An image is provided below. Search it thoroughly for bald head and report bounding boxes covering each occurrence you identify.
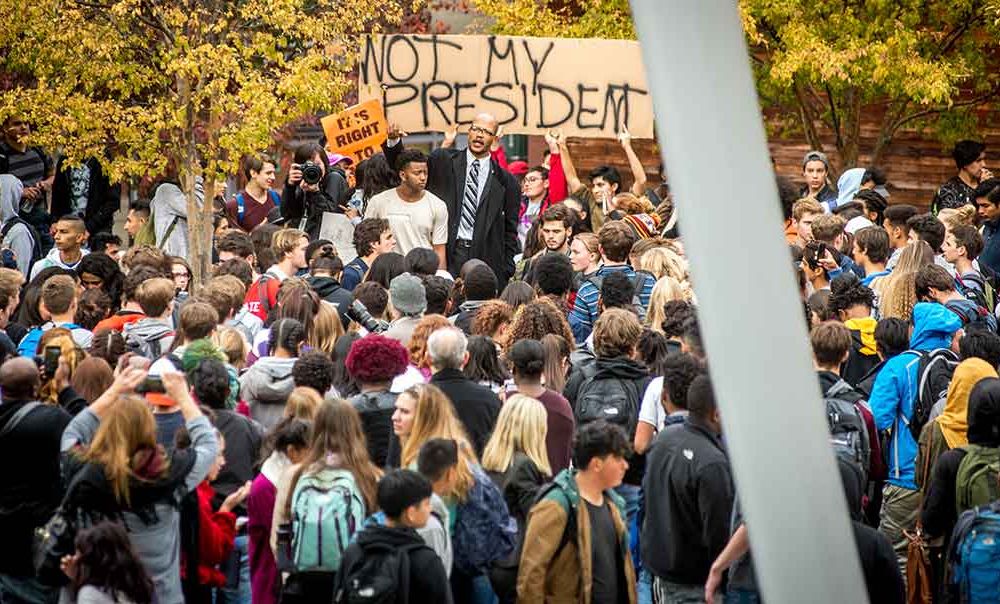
[427,327,468,371]
[0,357,40,402]
[468,112,499,159]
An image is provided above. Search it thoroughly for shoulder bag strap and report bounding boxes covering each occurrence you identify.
[236,193,245,223]
[157,215,181,248]
[0,401,41,439]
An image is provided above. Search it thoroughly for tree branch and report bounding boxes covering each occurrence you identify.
[890,89,1000,133]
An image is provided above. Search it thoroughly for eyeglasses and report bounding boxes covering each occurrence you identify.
[522,176,544,184]
[173,272,190,279]
[469,125,495,137]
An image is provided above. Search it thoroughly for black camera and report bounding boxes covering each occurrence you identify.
[346,299,388,334]
[301,161,323,186]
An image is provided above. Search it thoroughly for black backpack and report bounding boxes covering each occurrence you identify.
[573,363,642,436]
[334,541,427,604]
[903,348,959,442]
[824,379,871,484]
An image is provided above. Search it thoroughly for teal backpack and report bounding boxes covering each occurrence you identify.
[290,467,366,572]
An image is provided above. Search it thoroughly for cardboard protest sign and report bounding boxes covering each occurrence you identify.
[321,99,389,163]
[358,34,652,139]
[319,212,357,263]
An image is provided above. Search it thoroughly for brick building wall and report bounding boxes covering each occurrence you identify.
[525,114,1000,211]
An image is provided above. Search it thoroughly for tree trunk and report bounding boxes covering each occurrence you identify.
[177,74,210,288]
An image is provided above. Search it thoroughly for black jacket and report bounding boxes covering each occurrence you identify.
[429,368,500,458]
[0,398,72,575]
[210,409,263,512]
[385,143,520,285]
[336,524,452,604]
[279,169,348,240]
[641,418,734,585]
[306,275,353,328]
[51,157,120,235]
[350,390,397,468]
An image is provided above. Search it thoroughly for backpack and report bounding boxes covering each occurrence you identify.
[947,500,1000,603]
[583,269,651,310]
[902,348,959,442]
[946,298,997,334]
[0,217,42,272]
[333,540,427,604]
[125,331,175,360]
[452,464,517,575]
[959,272,998,315]
[133,208,180,248]
[573,363,642,436]
[290,467,366,572]
[487,480,577,601]
[955,444,1000,513]
[824,379,872,484]
[235,190,281,225]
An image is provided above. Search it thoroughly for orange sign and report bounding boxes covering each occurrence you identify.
[321,99,389,163]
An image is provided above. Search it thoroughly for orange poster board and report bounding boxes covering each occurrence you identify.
[321,99,389,163]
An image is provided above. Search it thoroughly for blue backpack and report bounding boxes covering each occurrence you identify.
[452,464,517,574]
[290,467,366,572]
[234,190,281,224]
[948,500,1000,603]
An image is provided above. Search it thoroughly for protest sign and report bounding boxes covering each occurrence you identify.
[319,212,358,263]
[358,34,652,139]
[321,99,389,163]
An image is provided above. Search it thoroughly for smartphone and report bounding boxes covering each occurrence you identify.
[136,376,165,394]
[817,242,827,259]
[43,346,61,379]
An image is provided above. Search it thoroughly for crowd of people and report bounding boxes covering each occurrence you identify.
[1,104,1000,604]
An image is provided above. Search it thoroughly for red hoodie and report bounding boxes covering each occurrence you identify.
[183,481,237,587]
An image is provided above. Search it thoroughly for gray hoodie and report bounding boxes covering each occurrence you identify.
[151,179,203,258]
[239,356,296,430]
[0,174,36,276]
[29,246,89,281]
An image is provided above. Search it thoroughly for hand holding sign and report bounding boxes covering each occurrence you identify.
[490,124,505,152]
[387,122,408,142]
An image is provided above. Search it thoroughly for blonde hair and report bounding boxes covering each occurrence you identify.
[877,241,933,321]
[938,206,977,232]
[639,247,689,283]
[271,228,307,259]
[80,395,167,505]
[481,394,551,477]
[646,277,688,333]
[284,386,323,421]
[399,383,476,500]
[212,326,249,370]
[613,193,654,215]
[309,302,344,357]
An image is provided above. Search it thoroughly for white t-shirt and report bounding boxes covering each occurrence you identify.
[639,376,665,429]
[366,188,449,255]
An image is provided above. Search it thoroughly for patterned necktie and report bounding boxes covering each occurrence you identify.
[460,158,481,236]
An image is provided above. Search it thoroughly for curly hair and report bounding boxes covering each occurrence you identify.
[827,273,875,317]
[346,334,409,384]
[471,300,513,339]
[660,352,704,410]
[500,299,575,355]
[353,218,391,258]
[660,300,695,338]
[407,314,452,367]
[292,350,336,394]
[75,288,112,331]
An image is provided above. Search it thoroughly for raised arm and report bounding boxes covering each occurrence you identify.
[559,138,583,193]
[619,127,647,196]
[545,131,567,203]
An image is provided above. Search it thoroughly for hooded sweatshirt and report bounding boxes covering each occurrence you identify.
[335,524,453,604]
[239,356,296,430]
[151,180,203,258]
[28,245,89,280]
[870,302,963,489]
[0,174,36,276]
[842,316,879,387]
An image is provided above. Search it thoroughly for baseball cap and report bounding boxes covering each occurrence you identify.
[802,151,829,170]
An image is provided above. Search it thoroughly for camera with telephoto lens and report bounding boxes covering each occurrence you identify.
[346,300,388,334]
[301,161,323,186]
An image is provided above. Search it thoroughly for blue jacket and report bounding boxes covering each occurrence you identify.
[981,218,1000,276]
[869,303,962,489]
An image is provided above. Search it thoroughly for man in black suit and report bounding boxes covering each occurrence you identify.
[385,112,521,286]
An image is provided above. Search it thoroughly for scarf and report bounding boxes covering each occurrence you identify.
[939,358,997,449]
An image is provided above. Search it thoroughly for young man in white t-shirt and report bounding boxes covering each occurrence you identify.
[365,149,448,272]
[633,352,703,454]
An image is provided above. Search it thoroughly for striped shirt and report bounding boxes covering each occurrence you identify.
[569,264,655,343]
[0,142,49,188]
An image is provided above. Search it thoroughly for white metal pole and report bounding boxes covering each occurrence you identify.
[627,2,870,602]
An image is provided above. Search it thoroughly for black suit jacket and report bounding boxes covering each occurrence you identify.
[429,367,501,458]
[385,143,520,283]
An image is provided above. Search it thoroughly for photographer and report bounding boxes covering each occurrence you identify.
[280,143,352,240]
